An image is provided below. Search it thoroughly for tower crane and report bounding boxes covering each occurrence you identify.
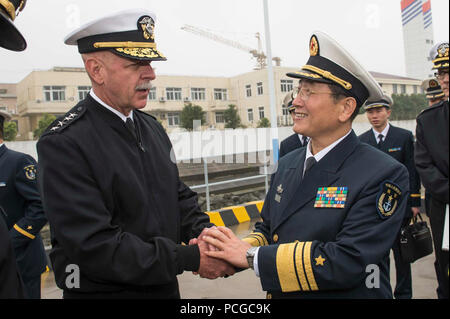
[181,24,281,70]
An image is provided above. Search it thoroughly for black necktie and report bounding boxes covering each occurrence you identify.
[125,118,137,140]
[303,157,317,177]
[302,136,309,147]
[377,134,384,149]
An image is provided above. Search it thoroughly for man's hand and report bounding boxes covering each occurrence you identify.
[202,227,251,269]
[190,227,235,279]
[411,207,421,218]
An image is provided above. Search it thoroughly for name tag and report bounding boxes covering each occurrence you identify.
[314,187,348,208]
[388,147,402,153]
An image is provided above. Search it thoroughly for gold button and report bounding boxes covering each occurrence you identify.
[273,234,279,243]
[267,293,272,299]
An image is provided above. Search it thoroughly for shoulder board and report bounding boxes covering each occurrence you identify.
[41,105,87,137]
[417,100,447,118]
[135,109,157,121]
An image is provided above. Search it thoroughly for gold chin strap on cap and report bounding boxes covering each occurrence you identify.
[93,42,157,49]
[0,0,16,20]
[302,65,353,90]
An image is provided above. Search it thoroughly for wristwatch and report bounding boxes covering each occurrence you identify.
[246,247,259,270]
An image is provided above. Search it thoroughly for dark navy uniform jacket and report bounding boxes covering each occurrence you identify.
[359,124,421,217]
[279,134,303,158]
[0,216,25,298]
[37,95,212,297]
[243,131,409,298]
[415,100,449,205]
[0,145,47,282]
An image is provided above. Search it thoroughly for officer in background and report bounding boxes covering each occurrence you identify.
[0,111,24,298]
[359,94,421,299]
[202,32,409,299]
[422,78,446,107]
[37,10,233,299]
[2,0,44,299]
[279,93,309,159]
[421,78,446,218]
[415,42,449,299]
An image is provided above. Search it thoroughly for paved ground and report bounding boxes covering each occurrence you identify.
[41,219,439,299]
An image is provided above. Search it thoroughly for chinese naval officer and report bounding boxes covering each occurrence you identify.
[202,31,410,299]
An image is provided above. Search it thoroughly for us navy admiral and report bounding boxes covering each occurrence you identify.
[37,10,233,299]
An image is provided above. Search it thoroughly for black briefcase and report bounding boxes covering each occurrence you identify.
[400,214,433,263]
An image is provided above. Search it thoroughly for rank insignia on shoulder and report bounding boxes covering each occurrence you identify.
[376,181,402,219]
[277,184,284,194]
[24,165,36,180]
[314,187,347,208]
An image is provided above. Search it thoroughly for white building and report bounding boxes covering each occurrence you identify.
[401,0,435,80]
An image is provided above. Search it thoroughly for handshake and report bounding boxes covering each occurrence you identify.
[189,226,253,279]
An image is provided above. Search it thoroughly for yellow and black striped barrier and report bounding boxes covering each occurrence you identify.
[206,201,264,227]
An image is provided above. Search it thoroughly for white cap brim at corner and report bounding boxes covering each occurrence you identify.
[64,9,157,45]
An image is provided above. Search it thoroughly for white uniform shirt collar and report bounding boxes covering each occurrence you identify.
[372,122,390,142]
[304,130,352,174]
[89,89,133,123]
[0,143,4,149]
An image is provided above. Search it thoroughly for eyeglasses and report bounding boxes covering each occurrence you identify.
[292,86,336,102]
[435,69,449,81]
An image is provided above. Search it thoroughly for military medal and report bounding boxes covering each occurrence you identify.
[314,187,348,208]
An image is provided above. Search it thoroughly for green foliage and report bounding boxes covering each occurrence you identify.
[224,104,241,129]
[34,114,57,139]
[180,103,206,131]
[3,121,18,141]
[390,94,428,121]
[258,117,271,128]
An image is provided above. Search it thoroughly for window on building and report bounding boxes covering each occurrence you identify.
[167,112,180,126]
[282,105,290,116]
[281,79,294,92]
[246,85,252,97]
[401,84,406,94]
[148,87,157,100]
[0,89,7,94]
[392,84,398,94]
[247,109,254,122]
[257,82,263,95]
[166,88,182,101]
[44,86,66,101]
[413,85,418,94]
[215,112,225,124]
[214,89,228,101]
[259,106,265,119]
[191,88,206,101]
[78,86,91,100]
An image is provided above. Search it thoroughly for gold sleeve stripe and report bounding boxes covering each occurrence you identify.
[410,194,421,198]
[242,237,261,247]
[303,242,319,291]
[13,224,35,240]
[294,241,310,291]
[276,242,300,292]
[243,232,268,247]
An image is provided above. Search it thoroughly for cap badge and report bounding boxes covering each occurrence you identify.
[430,79,438,88]
[310,35,319,57]
[437,43,449,58]
[138,16,155,40]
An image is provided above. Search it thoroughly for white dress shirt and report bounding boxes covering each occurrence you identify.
[371,123,390,144]
[89,89,133,122]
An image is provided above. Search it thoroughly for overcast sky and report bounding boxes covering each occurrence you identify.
[1,0,449,83]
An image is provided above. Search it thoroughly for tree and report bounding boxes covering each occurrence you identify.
[224,104,241,129]
[258,117,270,128]
[34,114,56,139]
[390,94,427,121]
[3,121,18,141]
[180,103,206,131]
